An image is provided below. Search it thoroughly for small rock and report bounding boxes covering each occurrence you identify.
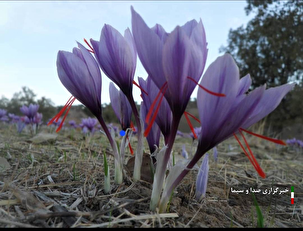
[0,156,11,172]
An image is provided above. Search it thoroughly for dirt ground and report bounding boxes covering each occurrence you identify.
[0,123,302,228]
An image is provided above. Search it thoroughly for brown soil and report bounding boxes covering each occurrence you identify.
[0,123,302,228]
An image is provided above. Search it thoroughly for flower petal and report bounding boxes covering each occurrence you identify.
[162,26,191,107]
[151,23,168,43]
[109,82,122,124]
[124,28,137,74]
[77,42,102,99]
[237,74,252,96]
[242,83,296,129]
[91,24,135,93]
[181,19,198,38]
[140,102,161,154]
[131,6,166,91]
[57,51,101,116]
[195,153,209,200]
[198,54,240,142]
[215,85,265,144]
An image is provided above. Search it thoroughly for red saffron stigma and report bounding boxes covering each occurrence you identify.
[133,80,148,96]
[126,135,134,155]
[48,96,73,125]
[187,76,225,97]
[234,132,266,178]
[84,38,94,53]
[130,121,136,132]
[145,82,168,124]
[240,128,286,145]
[48,96,76,133]
[184,112,197,139]
[144,84,168,137]
[128,142,134,155]
[184,111,201,124]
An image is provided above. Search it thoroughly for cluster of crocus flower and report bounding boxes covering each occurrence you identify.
[19,104,43,134]
[79,117,98,135]
[48,6,295,212]
[286,138,303,149]
[68,120,78,129]
[0,109,9,122]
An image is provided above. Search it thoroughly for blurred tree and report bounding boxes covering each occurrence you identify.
[220,0,303,131]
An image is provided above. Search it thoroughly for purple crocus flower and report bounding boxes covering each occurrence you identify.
[54,40,124,183]
[52,41,102,130]
[16,119,26,134]
[194,54,294,170]
[138,76,172,144]
[8,113,20,123]
[80,117,98,134]
[20,104,39,120]
[68,120,78,129]
[131,6,208,115]
[33,112,43,125]
[131,7,225,209]
[0,109,7,118]
[158,53,295,212]
[176,130,184,137]
[0,115,9,122]
[107,123,119,136]
[286,138,303,148]
[195,153,209,201]
[189,127,202,140]
[140,102,160,155]
[23,116,31,125]
[91,25,137,97]
[286,138,297,145]
[91,23,144,181]
[109,82,132,131]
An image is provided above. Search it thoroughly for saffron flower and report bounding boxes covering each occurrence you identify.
[109,82,132,131]
[0,109,8,122]
[91,25,137,97]
[195,153,209,201]
[20,104,39,121]
[52,41,122,183]
[8,113,20,123]
[176,130,184,137]
[80,117,98,134]
[131,6,208,115]
[158,53,295,212]
[189,127,202,140]
[91,24,144,181]
[138,76,172,144]
[33,113,43,125]
[55,42,102,122]
[16,117,26,134]
[0,109,6,118]
[68,120,78,129]
[140,102,161,155]
[131,6,222,210]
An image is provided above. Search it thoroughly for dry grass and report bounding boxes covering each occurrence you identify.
[0,122,302,228]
